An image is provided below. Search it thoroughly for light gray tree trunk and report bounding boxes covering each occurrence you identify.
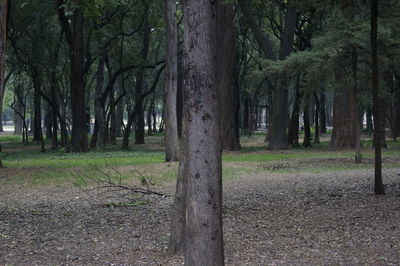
[164,0,180,162]
[182,0,224,264]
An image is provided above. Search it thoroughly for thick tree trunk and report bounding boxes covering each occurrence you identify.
[268,1,296,150]
[164,0,180,161]
[182,0,224,264]
[70,9,87,152]
[330,69,358,148]
[371,0,384,195]
[217,1,241,151]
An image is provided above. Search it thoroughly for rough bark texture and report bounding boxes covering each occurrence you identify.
[182,0,224,264]
[0,0,7,132]
[164,0,180,162]
[268,1,297,150]
[330,69,358,148]
[371,0,385,195]
[216,1,241,151]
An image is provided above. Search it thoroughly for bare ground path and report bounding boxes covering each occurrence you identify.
[1,167,400,265]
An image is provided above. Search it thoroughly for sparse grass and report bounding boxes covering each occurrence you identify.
[1,132,399,187]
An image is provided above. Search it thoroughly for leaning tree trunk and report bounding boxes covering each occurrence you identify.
[371,0,384,195]
[164,0,180,161]
[181,0,224,264]
[216,1,241,151]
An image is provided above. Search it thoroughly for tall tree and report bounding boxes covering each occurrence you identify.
[57,0,88,152]
[268,0,297,150]
[217,1,241,151]
[371,0,385,195]
[164,0,180,161]
[0,0,7,132]
[182,0,224,264]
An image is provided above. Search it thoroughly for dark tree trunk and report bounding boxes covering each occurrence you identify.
[115,85,124,138]
[134,4,150,145]
[371,0,384,195]
[303,94,311,148]
[94,56,106,149]
[314,92,320,144]
[288,77,302,147]
[217,1,241,151]
[164,0,180,161]
[182,0,224,264]
[242,94,253,135]
[393,75,400,139]
[57,1,88,152]
[0,0,7,133]
[109,86,116,145]
[352,47,362,163]
[330,68,358,148]
[320,87,327,134]
[32,82,43,144]
[366,107,373,135]
[268,1,297,150]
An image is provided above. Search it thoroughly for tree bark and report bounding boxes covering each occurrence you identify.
[288,77,302,146]
[393,75,400,139]
[57,1,88,152]
[303,94,311,148]
[217,1,241,151]
[0,0,7,133]
[371,0,384,195]
[320,87,327,134]
[182,0,224,264]
[268,1,297,150]
[164,0,180,161]
[94,56,107,149]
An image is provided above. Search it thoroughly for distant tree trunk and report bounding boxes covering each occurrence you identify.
[314,92,320,144]
[115,85,124,138]
[352,47,362,163]
[303,94,311,147]
[0,0,7,133]
[217,1,241,151]
[182,0,224,264]
[268,1,296,150]
[393,75,400,140]
[371,0,384,195]
[242,94,253,135]
[320,87,327,134]
[94,56,106,149]
[288,77,301,147]
[121,106,135,150]
[109,86,117,145]
[164,0,180,161]
[146,99,153,136]
[366,107,373,135]
[32,81,43,144]
[57,1,88,152]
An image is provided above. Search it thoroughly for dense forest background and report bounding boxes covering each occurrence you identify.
[0,0,399,155]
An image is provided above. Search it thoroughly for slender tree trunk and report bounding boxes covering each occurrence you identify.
[164,0,180,161]
[182,0,224,264]
[352,47,362,163]
[303,94,311,147]
[115,85,124,138]
[0,0,7,133]
[371,0,384,195]
[393,75,400,140]
[320,87,327,134]
[314,92,320,144]
[217,1,241,151]
[93,56,106,149]
[288,77,301,146]
[32,81,43,144]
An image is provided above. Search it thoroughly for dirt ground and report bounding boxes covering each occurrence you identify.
[1,165,400,265]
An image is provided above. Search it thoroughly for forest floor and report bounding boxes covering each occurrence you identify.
[1,134,400,264]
